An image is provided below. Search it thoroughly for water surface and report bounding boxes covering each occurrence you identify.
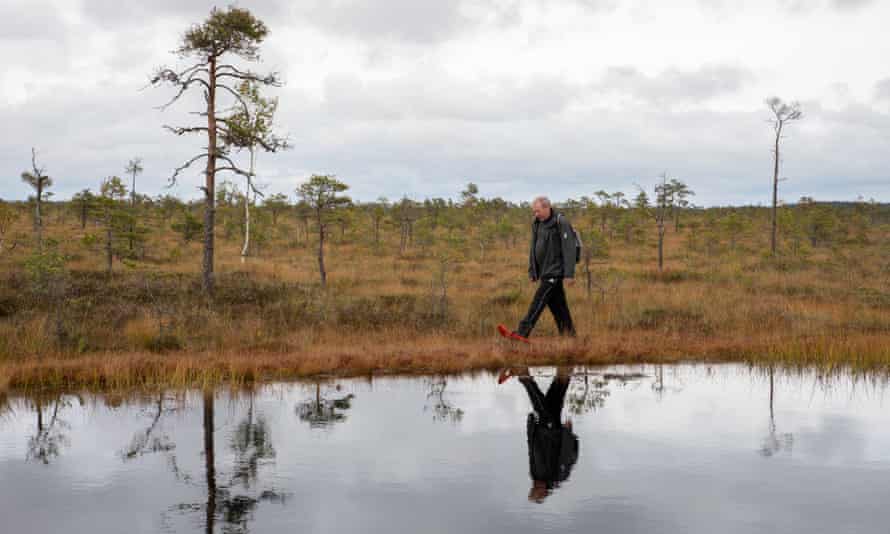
[1,364,888,533]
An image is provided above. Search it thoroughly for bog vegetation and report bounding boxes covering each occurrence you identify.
[0,176,888,390]
[1,6,888,391]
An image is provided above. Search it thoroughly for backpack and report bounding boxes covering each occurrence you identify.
[557,213,582,264]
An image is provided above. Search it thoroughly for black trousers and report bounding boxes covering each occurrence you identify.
[517,278,575,338]
[520,376,569,425]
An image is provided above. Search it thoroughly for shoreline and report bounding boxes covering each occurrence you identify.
[2,332,887,394]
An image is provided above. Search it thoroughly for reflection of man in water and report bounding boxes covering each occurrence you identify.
[499,367,579,503]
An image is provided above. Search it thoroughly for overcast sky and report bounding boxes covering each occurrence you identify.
[2,0,888,206]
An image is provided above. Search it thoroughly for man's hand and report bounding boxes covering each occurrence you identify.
[529,276,537,283]
[565,278,575,287]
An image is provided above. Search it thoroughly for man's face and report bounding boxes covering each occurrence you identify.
[532,201,551,221]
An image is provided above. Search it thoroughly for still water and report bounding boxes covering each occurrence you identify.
[1,364,889,533]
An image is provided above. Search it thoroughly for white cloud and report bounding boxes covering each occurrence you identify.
[597,64,754,107]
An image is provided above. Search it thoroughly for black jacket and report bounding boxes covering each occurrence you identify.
[527,414,579,487]
[528,212,577,281]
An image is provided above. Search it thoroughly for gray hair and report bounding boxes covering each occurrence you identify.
[532,196,551,208]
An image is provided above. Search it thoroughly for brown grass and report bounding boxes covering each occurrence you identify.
[3,328,888,393]
[1,201,889,393]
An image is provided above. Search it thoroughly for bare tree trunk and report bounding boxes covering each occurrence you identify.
[202,55,218,296]
[106,215,113,275]
[36,399,43,434]
[657,223,665,272]
[35,182,43,251]
[399,221,407,255]
[771,123,782,256]
[317,215,327,287]
[203,390,216,534]
[241,147,255,262]
[768,365,774,422]
[129,171,136,252]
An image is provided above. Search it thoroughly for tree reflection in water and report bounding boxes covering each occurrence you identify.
[566,374,609,415]
[760,365,793,458]
[118,388,285,533]
[231,392,275,489]
[424,376,464,423]
[296,382,355,428]
[200,389,287,534]
[121,391,179,460]
[651,365,684,400]
[27,395,71,465]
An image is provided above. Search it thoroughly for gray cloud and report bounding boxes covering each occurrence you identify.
[830,0,874,10]
[778,0,821,13]
[296,0,618,45]
[875,78,890,102]
[598,64,754,106]
[732,0,874,15]
[78,0,290,29]
[3,70,889,208]
[322,72,581,122]
[296,0,502,44]
[0,1,65,41]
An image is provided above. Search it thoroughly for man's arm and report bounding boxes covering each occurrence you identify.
[558,215,576,280]
[528,221,537,281]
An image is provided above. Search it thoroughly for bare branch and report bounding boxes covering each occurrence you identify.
[216,166,252,178]
[151,68,212,110]
[247,180,265,198]
[216,64,250,76]
[216,83,250,114]
[163,125,209,136]
[31,147,46,177]
[170,153,209,186]
[182,73,211,92]
[156,82,189,110]
[217,72,281,87]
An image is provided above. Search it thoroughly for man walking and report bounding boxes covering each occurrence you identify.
[499,196,577,342]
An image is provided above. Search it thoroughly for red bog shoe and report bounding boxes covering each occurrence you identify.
[497,324,530,344]
[509,331,530,344]
[497,368,514,384]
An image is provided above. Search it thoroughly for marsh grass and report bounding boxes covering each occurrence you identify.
[1,202,889,393]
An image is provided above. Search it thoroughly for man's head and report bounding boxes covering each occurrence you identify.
[532,196,552,221]
[528,480,551,503]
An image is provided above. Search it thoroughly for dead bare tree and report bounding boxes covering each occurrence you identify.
[125,158,143,252]
[636,173,674,273]
[20,147,53,250]
[766,97,803,256]
[395,197,418,255]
